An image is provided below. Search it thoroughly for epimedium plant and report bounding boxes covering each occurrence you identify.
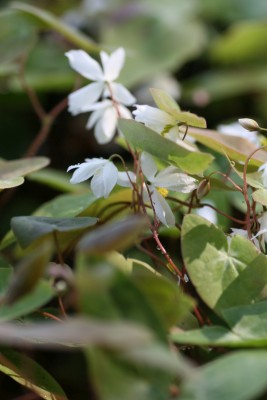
[2,2,267,400]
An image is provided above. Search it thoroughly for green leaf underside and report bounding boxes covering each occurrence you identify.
[187,127,267,166]
[181,214,267,314]
[0,157,50,180]
[0,349,68,400]
[11,216,98,248]
[118,119,213,174]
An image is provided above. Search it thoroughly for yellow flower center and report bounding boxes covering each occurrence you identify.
[157,187,169,197]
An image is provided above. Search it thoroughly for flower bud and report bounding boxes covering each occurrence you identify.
[238,118,260,132]
[196,178,210,199]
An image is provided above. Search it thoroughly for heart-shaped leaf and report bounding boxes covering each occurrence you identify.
[181,214,267,315]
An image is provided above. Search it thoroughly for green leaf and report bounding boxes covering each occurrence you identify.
[150,88,181,113]
[11,216,98,248]
[102,2,207,87]
[210,22,267,64]
[0,280,54,321]
[33,193,97,218]
[132,269,195,329]
[171,325,242,347]
[0,177,24,189]
[150,88,206,128]
[76,215,147,254]
[222,302,267,343]
[0,157,50,190]
[28,167,88,193]
[179,350,267,400]
[187,127,267,166]
[4,241,53,305]
[118,119,213,174]
[252,188,267,206]
[181,214,267,314]
[0,349,68,400]
[0,10,37,65]
[234,163,264,189]
[12,2,100,53]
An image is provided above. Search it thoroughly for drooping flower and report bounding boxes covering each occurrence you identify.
[65,48,136,115]
[217,122,260,146]
[229,228,260,250]
[67,158,135,198]
[141,152,198,226]
[133,105,195,147]
[85,100,132,144]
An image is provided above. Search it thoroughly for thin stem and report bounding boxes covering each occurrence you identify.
[208,171,243,192]
[40,311,63,323]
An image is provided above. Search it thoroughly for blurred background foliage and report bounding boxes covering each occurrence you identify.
[1,0,267,235]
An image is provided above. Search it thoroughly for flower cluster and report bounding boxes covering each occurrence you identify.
[66,48,136,143]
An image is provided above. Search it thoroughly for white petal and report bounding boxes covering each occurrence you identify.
[140,152,157,181]
[133,105,174,133]
[195,206,217,224]
[95,107,118,144]
[65,50,103,81]
[117,104,132,119]
[217,122,260,146]
[154,169,197,193]
[91,161,118,198]
[68,159,107,184]
[101,48,125,82]
[86,108,104,129]
[109,83,136,105]
[150,185,175,226]
[117,171,136,187]
[68,82,104,115]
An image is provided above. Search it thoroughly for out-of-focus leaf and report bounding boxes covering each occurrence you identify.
[210,22,267,64]
[0,318,152,349]
[76,215,146,254]
[0,349,68,400]
[179,351,267,400]
[187,126,267,166]
[4,240,53,304]
[11,216,98,248]
[28,167,88,193]
[201,0,267,23]
[0,177,24,189]
[12,2,100,53]
[0,157,50,190]
[132,269,194,329]
[118,119,213,174]
[252,188,267,206]
[0,280,54,321]
[0,10,37,65]
[184,67,267,103]
[102,1,207,87]
[181,214,267,315]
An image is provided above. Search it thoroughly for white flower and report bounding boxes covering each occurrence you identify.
[195,203,218,224]
[133,105,195,147]
[85,100,132,144]
[258,162,267,188]
[67,158,135,198]
[65,48,136,115]
[217,122,260,146]
[141,152,197,226]
[254,212,267,244]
